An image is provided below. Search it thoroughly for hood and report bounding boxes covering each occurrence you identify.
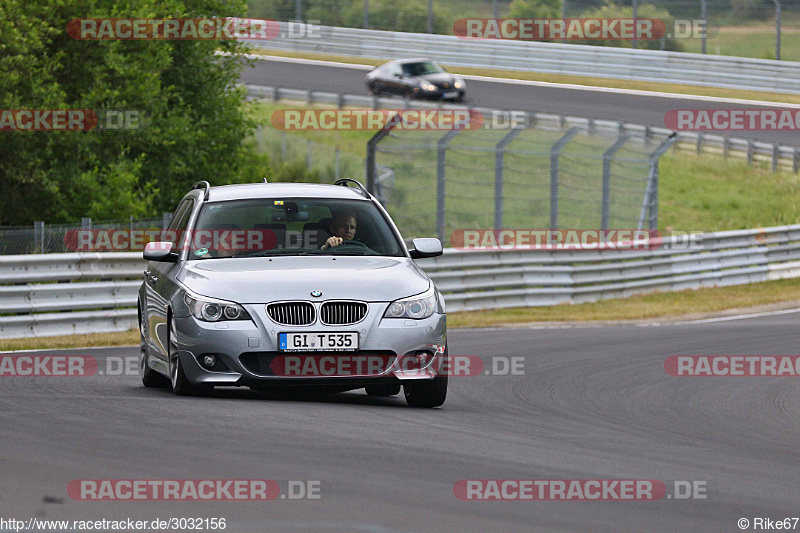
[177,256,430,303]
[415,72,457,88]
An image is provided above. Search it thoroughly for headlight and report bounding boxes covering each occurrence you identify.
[422,82,436,91]
[383,286,437,320]
[184,293,251,322]
[454,77,465,89]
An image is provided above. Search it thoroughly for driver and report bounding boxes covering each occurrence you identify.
[321,211,357,250]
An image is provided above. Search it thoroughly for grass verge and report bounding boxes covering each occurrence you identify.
[245,48,800,105]
[0,329,138,352]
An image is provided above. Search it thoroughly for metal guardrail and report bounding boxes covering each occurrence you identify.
[246,23,800,95]
[3,225,800,338]
[246,84,800,173]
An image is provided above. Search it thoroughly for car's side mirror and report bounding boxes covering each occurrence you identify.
[393,73,403,78]
[409,238,443,259]
[143,241,178,262]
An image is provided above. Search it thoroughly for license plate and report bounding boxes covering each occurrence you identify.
[279,332,359,352]
[443,91,458,98]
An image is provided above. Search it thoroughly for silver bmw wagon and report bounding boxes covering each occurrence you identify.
[138,179,448,407]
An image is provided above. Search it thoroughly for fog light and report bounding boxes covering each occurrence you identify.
[202,355,217,369]
[416,351,430,365]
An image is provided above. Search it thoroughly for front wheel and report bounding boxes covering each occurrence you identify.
[140,306,169,388]
[168,317,212,396]
[404,375,447,408]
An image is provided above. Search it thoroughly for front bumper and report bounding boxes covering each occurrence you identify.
[172,302,446,388]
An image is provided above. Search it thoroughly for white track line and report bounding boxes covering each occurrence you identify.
[245,53,800,108]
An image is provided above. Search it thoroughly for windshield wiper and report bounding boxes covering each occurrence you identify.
[238,250,324,258]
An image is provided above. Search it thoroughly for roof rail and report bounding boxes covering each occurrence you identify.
[334,179,370,199]
[191,181,210,201]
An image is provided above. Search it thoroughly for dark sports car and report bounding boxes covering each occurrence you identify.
[365,58,466,102]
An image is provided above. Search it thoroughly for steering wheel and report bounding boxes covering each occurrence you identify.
[340,239,369,248]
[323,239,375,254]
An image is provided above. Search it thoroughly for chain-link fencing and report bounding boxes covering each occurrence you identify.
[367,118,676,242]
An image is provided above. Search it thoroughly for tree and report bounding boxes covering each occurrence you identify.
[0,0,257,224]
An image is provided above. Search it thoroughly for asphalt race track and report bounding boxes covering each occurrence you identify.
[240,56,800,146]
[2,313,799,532]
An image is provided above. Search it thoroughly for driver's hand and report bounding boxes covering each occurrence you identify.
[322,236,343,250]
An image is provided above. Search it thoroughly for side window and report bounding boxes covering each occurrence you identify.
[167,199,194,250]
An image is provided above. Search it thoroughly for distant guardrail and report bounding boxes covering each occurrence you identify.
[245,23,800,95]
[246,84,800,173]
[3,226,800,339]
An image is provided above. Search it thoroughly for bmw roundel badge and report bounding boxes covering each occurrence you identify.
[311,290,322,297]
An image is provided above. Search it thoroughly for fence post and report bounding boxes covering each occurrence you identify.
[255,125,263,148]
[81,217,91,230]
[335,148,341,180]
[640,133,678,230]
[701,0,707,54]
[34,221,44,254]
[723,135,729,159]
[162,212,171,229]
[437,129,463,243]
[365,117,398,194]
[794,148,799,173]
[774,0,782,60]
[632,0,638,49]
[281,132,287,160]
[747,140,754,164]
[550,127,580,230]
[307,140,313,171]
[696,132,703,155]
[772,144,780,172]
[494,127,524,230]
[602,135,630,231]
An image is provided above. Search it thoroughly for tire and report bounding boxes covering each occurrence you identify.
[365,383,401,397]
[168,316,212,397]
[140,305,169,388]
[404,375,447,408]
[403,88,414,100]
[403,346,448,407]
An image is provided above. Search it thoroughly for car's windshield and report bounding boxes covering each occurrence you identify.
[401,61,444,77]
[187,198,404,259]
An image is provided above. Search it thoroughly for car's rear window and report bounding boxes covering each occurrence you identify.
[187,198,404,259]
